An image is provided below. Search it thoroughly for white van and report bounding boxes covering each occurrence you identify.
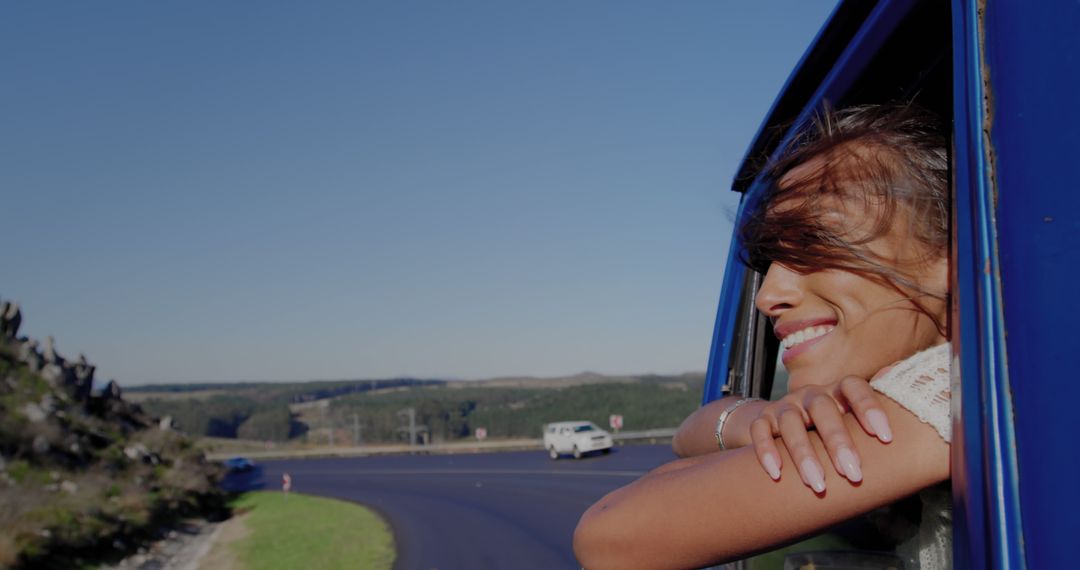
[543,421,613,460]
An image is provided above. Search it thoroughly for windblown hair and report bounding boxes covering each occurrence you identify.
[740,102,949,331]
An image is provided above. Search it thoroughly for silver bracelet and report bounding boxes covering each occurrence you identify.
[715,397,761,451]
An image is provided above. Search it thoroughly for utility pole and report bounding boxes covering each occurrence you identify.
[321,401,334,446]
[397,407,417,447]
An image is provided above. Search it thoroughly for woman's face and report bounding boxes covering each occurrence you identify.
[755,156,948,390]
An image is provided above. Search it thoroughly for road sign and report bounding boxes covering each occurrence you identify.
[609,414,623,430]
[475,427,488,441]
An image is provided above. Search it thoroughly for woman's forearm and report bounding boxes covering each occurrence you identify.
[672,397,769,457]
[577,398,950,570]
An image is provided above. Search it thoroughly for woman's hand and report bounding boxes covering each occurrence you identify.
[749,370,895,493]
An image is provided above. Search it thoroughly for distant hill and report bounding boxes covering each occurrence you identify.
[124,370,703,396]
[129,371,705,446]
[464,371,705,389]
[125,377,446,403]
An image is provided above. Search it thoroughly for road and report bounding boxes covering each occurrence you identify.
[222,444,676,570]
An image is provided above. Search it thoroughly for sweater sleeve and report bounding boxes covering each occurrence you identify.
[869,343,952,443]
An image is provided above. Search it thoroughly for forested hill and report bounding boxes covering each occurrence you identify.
[127,376,444,402]
[129,372,705,445]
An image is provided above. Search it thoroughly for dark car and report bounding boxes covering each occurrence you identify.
[223,456,255,472]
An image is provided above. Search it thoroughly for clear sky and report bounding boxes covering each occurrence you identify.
[2,1,837,385]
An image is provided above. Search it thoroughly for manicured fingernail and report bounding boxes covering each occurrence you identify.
[867,409,893,442]
[800,458,826,493]
[762,453,781,480]
[837,447,862,483]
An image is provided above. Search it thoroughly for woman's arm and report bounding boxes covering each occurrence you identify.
[674,374,895,487]
[671,396,769,457]
[574,397,949,570]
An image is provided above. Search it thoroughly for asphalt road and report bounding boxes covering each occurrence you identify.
[222,444,677,570]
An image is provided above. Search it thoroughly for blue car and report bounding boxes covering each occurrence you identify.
[223,456,256,473]
[704,1,1079,567]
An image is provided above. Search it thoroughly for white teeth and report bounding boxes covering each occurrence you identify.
[781,325,834,349]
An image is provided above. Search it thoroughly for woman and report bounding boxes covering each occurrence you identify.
[573,103,952,569]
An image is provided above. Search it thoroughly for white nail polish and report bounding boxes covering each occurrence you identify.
[837,447,862,482]
[762,453,781,480]
[800,458,826,493]
[867,409,893,442]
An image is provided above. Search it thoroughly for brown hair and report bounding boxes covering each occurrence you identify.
[740,102,949,331]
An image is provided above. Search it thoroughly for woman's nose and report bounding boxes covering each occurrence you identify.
[755,263,803,316]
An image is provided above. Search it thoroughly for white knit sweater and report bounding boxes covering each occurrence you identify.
[870,342,952,570]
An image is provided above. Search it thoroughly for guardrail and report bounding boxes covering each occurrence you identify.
[612,428,677,442]
[205,427,677,461]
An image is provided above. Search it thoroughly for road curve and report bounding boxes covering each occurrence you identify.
[223,444,676,570]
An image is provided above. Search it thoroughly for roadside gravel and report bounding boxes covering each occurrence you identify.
[98,518,230,570]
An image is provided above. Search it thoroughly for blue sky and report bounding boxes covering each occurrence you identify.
[2,1,837,385]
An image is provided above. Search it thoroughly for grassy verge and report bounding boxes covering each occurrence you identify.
[227,492,395,570]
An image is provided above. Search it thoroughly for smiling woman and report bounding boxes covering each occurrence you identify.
[572,0,1080,566]
[744,103,949,389]
[572,103,953,569]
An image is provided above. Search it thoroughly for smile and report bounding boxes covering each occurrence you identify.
[781,325,835,350]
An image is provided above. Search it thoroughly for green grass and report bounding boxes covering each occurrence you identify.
[229,492,395,570]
